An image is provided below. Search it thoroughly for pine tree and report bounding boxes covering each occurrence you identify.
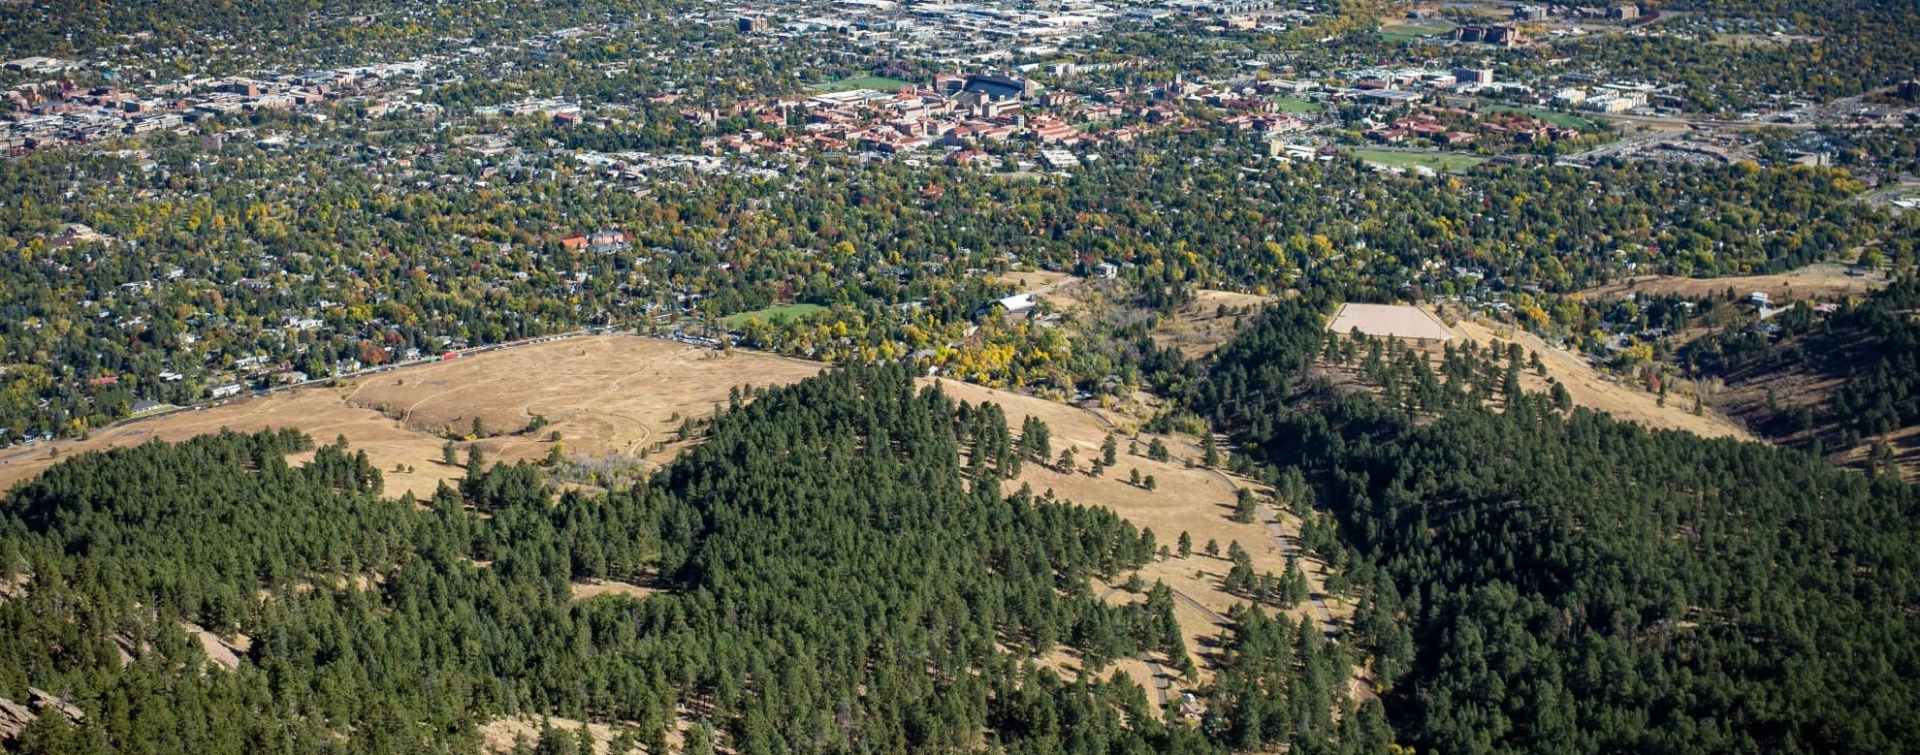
[1231,489,1258,523]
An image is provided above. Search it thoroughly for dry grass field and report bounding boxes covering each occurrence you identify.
[569,579,656,601]
[4,329,1368,719]
[479,714,681,755]
[1574,263,1886,303]
[345,336,822,467]
[1327,303,1454,342]
[1154,290,1275,358]
[923,378,1360,703]
[0,336,822,499]
[0,388,462,499]
[1443,314,1756,441]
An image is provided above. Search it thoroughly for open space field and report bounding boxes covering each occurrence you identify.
[1350,148,1487,173]
[1573,263,1887,303]
[0,388,463,500]
[1484,103,1601,130]
[1154,289,1276,357]
[1439,311,1756,441]
[0,336,823,499]
[721,302,827,328]
[923,378,1358,700]
[808,75,913,93]
[570,578,657,602]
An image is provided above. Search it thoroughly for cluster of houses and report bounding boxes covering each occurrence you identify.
[692,71,1182,158]
[698,73,1104,156]
[1368,107,1582,146]
[2,60,441,156]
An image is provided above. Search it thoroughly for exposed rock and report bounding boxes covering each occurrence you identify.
[27,687,82,722]
[0,697,35,740]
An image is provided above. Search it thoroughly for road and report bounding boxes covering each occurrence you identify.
[1098,585,1175,709]
[1194,441,1342,636]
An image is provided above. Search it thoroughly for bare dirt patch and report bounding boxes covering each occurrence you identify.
[1327,303,1454,342]
[570,579,656,601]
[1574,264,1886,303]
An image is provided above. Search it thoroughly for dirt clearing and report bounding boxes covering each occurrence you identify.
[570,579,656,601]
[1327,303,1454,342]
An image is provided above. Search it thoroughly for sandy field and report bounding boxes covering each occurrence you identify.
[1574,263,1886,303]
[0,336,823,500]
[1328,303,1455,342]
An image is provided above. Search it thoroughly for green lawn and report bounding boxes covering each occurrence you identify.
[1483,104,1602,131]
[809,75,915,93]
[1350,149,1488,173]
[1273,96,1322,114]
[723,303,828,329]
[1376,22,1454,42]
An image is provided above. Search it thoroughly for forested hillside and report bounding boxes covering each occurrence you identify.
[0,364,1394,754]
[6,306,1915,755]
[1188,302,1920,755]
[1683,278,1920,473]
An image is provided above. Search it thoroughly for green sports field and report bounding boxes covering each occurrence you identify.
[809,75,915,93]
[1350,149,1487,173]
